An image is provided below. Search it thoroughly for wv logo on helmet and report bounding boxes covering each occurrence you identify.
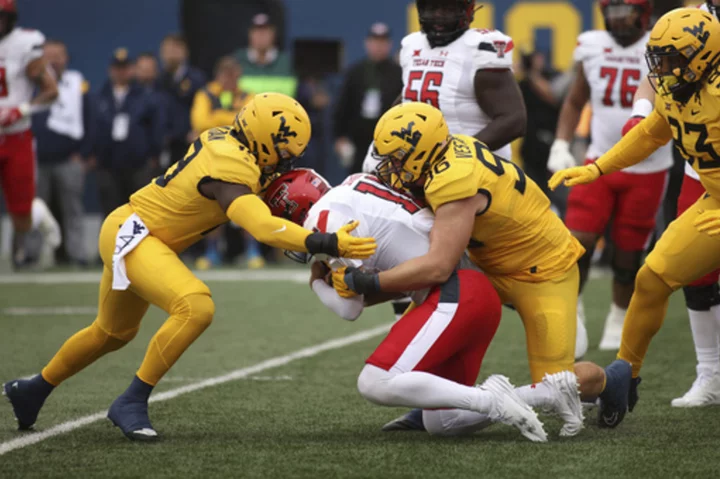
[683,22,709,42]
[390,121,423,146]
[272,116,298,145]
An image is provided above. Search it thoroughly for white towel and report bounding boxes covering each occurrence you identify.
[112,213,149,291]
[47,70,85,141]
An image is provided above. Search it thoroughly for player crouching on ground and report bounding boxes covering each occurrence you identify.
[550,8,720,427]
[265,169,549,442]
[3,93,376,441]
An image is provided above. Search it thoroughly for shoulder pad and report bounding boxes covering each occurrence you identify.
[574,30,612,63]
[467,29,514,70]
[401,32,426,50]
[424,140,479,211]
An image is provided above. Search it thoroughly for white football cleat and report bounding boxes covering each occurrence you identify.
[598,305,626,351]
[479,375,547,443]
[542,371,584,437]
[671,372,720,408]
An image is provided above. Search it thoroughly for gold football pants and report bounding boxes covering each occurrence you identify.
[42,205,214,387]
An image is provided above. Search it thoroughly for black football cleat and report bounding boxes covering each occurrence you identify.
[597,359,632,428]
[3,376,54,430]
[107,394,159,442]
[381,408,426,432]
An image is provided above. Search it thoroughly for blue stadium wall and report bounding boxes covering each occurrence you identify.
[21,0,602,89]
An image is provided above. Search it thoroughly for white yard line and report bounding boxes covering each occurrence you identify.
[0,323,391,457]
[3,307,98,316]
[0,269,308,285]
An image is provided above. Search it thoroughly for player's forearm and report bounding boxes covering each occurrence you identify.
[377,254,453,293]
[555,96,584,142]
[596,110,672,175]
[474,110,526,152]
[227,195,311,252]
[31,70,58,106]
[312,279,364,321]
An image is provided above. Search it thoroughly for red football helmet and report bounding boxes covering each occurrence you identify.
[600,0,652,47]
[0,0,17,38]
[264,168,331,226]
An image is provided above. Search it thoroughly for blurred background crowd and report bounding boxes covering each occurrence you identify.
[0,0,691,270]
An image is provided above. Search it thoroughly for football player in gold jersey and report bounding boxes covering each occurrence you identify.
[330,101,620,435]
[549,8,720,427]
[2,93,376,441]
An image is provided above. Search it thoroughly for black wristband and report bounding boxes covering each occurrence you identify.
[593,162,604,176]
[345,267,381,295]
[305,232,339,257]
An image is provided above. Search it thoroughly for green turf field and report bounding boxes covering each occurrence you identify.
[1,272,718,478]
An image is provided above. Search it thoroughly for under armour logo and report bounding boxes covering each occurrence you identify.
[272,116,298,146]
[683,22,709,42]
[132,221,146,236]
[390,121,422,147]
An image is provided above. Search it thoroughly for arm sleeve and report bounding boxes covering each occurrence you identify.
[191,91,237,132]
[311,279,364,321]
[226,194,312,252]
[595,109,673,175]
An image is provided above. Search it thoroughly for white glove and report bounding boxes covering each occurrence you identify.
[547,139,577,173]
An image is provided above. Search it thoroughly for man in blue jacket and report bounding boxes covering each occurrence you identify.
[95,48,165,216]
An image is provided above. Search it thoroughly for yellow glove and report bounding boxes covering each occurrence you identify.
[548,163,603,191]
[331,266,359,298]
[694,209,720,237]
[335,221,376,259]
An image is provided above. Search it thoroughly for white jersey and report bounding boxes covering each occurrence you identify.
[576,30,672,174]
[399,29,514,159]
[305,174,435,305]
[0,28,45,134]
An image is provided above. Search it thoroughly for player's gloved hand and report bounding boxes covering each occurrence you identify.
[306,220,376,259]
[548,163,603,191]
[547,139,577,173]
[621,116,644,137]
[331,266,381,298]
[694,209,720,237]
[0,104,29,128]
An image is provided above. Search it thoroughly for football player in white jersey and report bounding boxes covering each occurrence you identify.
[620,1,720,407]
[265,169,586,440]
[0,0,58,267]
[363,0,525,167]
[548,0,673,352]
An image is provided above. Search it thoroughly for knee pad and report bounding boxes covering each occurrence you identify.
[683,283,720,311]
[172,293,215,330]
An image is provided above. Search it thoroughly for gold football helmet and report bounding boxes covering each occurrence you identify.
[233,92,311,174]
[646,8,720,101]
[372,102,451,191]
